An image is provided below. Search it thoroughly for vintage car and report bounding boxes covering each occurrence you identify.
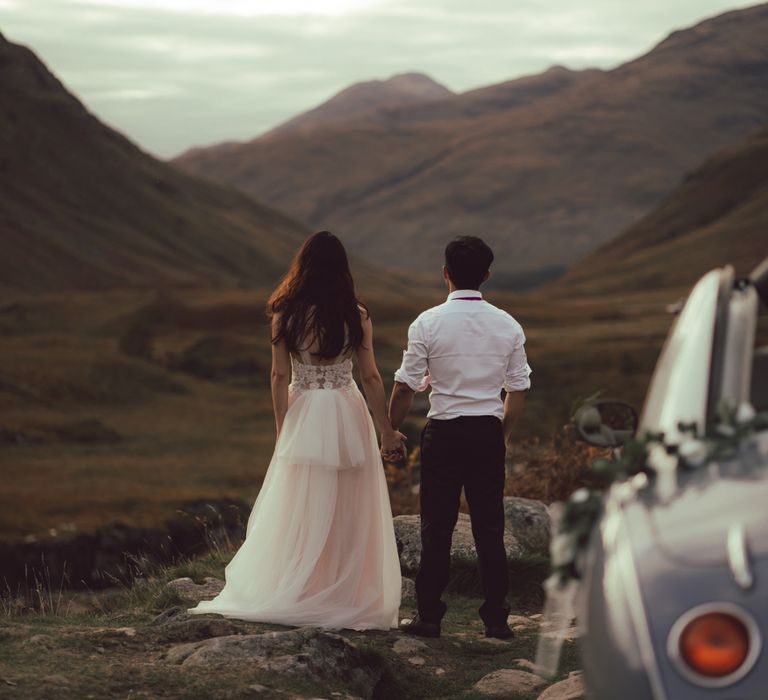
[574,257,768,699]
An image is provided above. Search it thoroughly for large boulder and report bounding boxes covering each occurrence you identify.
[474,669,548,696]
[537,672,585,700]
[164,626,383,699]
[150,606,242,643]
[401,576,416,600]
[394,497,550,573]
[503,497,551,555]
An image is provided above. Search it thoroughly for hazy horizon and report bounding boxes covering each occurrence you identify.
[0,0,758,158]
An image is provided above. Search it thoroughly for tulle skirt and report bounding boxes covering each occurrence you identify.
[188,384,401,630]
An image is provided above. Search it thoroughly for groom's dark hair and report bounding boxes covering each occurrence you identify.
[444,236,494,289]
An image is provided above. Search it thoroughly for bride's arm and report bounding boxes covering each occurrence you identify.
[270,315,291,436]
[356,312,406,456]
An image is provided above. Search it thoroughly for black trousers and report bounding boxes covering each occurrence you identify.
[415,415,510,626]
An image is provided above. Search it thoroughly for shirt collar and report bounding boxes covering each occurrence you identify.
[447,289,483,301]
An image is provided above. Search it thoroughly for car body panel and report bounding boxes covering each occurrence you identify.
[647,442,768,565]
[639,270,720,444]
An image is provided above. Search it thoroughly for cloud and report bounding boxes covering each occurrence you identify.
[0,0,754,157]
[74,0,389,17]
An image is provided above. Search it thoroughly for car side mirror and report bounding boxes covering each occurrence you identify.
[574,400,638,448]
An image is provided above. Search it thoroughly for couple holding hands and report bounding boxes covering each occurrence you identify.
[190,232,531,640]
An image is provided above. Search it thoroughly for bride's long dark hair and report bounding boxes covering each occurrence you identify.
[267,231,368,359]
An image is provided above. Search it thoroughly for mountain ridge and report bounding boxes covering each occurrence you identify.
[172,4,768,277]
[259,72,453,139]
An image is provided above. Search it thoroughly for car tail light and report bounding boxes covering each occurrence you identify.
[668,604,761,687]
[679,613,749,676]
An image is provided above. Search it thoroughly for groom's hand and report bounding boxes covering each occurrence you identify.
[381,431,407,462]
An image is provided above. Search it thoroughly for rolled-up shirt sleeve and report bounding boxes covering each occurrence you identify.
[504,331,532,392]
[394,317,430,392]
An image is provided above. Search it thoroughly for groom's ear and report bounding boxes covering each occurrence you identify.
[442,266,451,284]
[482,269,490,285]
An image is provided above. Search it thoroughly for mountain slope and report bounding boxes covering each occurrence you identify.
[172,4,768,277]
[359,65,604,127]
[0,32,310,293]
[265,72,453,136]
[553,126,768,294]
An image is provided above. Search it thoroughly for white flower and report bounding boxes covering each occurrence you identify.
[678,439,708,466]
[570,488,590,504]
[736,403,756,425]
[551,533,577,566]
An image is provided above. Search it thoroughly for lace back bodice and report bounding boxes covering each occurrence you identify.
[290,356,355,394]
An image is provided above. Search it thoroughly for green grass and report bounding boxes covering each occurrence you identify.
[0,551,581,699]
[0,588,580,700]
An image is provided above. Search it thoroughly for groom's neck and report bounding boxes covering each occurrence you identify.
[446,282,481,293]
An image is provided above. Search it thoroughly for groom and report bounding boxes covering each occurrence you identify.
[386,236,531,639]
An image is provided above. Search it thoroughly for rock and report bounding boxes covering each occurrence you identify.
[474,669,548,696]
[539,622,580,642]
[163,577,225,603]
[408,656,425,666]
[507,614,537,627]
[514,658,549,675]
[479,637,509,646]
[154,615,242,643]
[394,498,550,572]
[394,510,549,572]
[152,606,188,625]
[165,626,382,699]
[401,576,416,600]
[537,672,585,700]
[24,634,54,648]
[392,516,424,572]
[435,667,445,676]
[393,637,427,655]
[503,497,551,556]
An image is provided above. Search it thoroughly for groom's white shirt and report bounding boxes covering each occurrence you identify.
[394,289,531,421]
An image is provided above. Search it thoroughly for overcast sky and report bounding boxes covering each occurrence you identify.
[0,0,755,158]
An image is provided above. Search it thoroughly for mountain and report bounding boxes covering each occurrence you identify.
[0,31,310,293]
[355,65,604,127]
[266,72,454,136]
[553,126,768,294]
[172,4,768,278]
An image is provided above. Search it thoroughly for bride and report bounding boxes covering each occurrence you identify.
[189,231,405,630]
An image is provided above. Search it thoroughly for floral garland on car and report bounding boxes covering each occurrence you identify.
[549,401,768,587]
[535,401,768,678]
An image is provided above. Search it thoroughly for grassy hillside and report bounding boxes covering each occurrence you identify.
[0,31,311,292]
[555,126,768,294]
[0,281,674,542]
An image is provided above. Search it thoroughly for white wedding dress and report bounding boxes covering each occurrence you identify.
[189,349,401,630]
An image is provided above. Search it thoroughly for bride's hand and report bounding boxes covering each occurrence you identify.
[381,430,407,461]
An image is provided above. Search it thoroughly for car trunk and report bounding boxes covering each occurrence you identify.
[644,443,768,568]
